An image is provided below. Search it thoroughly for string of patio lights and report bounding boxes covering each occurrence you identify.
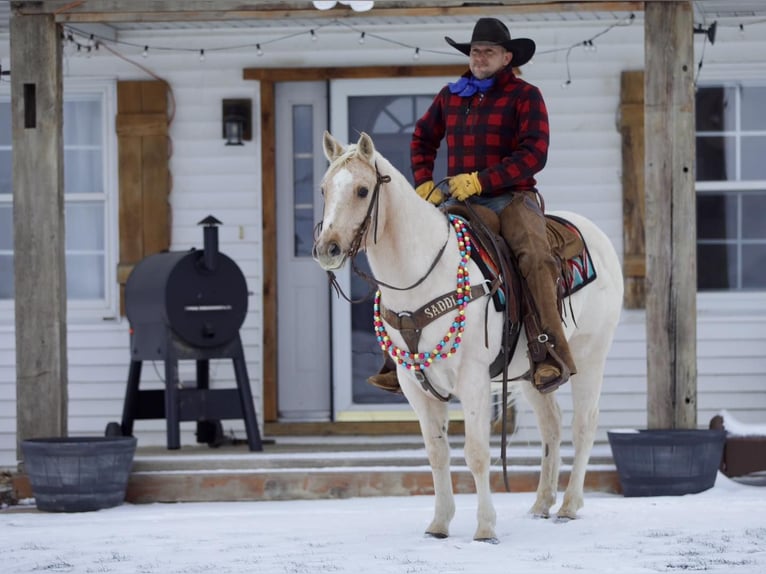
[50,13,766,89]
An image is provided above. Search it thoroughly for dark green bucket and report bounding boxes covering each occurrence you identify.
[21,436,137,512]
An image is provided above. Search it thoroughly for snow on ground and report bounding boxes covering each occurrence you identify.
[1,472,764,574]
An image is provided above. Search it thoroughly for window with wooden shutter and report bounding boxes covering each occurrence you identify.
[619,70,646,309]
[116,80,171,315]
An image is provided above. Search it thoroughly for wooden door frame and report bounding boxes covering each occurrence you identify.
[243,65,465,428]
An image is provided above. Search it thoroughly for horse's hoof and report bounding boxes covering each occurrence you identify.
[474,537,500,545]
[530,511,550,519]
[554,515,574,523]
[425,531,448,539]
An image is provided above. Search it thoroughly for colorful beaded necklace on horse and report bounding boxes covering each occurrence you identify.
[373,215,472,371]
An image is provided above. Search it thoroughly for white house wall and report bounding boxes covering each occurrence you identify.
[1,15,765,468]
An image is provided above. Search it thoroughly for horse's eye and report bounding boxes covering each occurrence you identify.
[357,186,369,198]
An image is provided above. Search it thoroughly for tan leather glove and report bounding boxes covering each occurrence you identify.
[449,172,482,201]
[415,181,444,206]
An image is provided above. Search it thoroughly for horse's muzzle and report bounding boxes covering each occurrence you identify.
[312,236,346,271]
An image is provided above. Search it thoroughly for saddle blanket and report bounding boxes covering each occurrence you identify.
[465,215,597,299]
[557,217,597,295]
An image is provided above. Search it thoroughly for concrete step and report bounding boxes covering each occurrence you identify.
[13,437,622,504]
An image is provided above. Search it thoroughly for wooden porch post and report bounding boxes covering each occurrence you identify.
[10,11,68,455]
[644,1,697,429]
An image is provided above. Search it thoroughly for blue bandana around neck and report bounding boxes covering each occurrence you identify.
[448,75,495,98]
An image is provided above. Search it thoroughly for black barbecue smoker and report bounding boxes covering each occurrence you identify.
[112,215,262,451]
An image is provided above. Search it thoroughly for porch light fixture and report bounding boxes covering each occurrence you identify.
[693,21,717,45]
[222,98,252,146]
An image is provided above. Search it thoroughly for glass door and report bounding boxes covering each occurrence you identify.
[329,77,455,421]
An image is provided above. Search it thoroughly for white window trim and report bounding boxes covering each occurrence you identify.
[695,78,766,316]
[0,77,119,325]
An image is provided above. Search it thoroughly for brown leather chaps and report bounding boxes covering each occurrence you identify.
[499,191,577,380]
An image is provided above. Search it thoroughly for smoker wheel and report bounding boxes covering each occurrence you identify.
[105,422,124,437]
[196,420,225,447]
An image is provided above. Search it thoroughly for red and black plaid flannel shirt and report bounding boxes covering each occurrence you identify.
[411,65,549,197]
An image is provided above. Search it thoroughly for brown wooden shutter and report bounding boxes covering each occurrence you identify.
[619,70,646,309]
[116,80,171,315]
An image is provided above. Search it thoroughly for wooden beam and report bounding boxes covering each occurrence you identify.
[12,1,644,23]
[260,79,278,423]
[619,69,646,309]
[10,12,68,454]
[644,1,697,430]
[244,65,468,82]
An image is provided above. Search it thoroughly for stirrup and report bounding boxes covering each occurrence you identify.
[532,361,569,394]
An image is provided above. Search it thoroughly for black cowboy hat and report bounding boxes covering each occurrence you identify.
[445,18,536,67]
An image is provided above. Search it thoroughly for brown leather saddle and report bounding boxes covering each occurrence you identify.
[444,203,585,379]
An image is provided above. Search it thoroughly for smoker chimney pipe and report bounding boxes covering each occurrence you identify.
[198,215,222,271]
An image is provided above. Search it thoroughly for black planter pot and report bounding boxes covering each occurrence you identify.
[607,429,726,497]
[21,436,137,512]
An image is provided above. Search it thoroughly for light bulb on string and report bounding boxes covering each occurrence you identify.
[340,1,374,11]
[413,47,420,61]
[142,45,149,58]
[310,29,318,42]
[199,49,206,62]
[359,32,366,45]
[256,44,264,56]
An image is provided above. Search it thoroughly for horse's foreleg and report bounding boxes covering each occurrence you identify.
[406,388,454,538]
[520,383,562,518]
[557,367,604,519]
[460,378,497,542]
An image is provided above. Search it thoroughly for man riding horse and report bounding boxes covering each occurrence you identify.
[368,18,576,395]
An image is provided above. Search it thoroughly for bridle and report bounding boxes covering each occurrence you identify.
[317,161,452,303]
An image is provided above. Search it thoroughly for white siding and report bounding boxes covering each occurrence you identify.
[1,16,766,467]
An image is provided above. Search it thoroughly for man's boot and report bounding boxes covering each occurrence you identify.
[499,193,577,393]
[367,353,402,394]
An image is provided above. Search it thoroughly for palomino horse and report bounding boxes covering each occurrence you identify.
[313,131,623,543]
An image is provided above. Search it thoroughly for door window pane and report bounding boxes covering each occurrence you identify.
[292,104,314,258]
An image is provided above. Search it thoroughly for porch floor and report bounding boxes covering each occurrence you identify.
[14,435,621,503]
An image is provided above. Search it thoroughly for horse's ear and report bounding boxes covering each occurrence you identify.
[323,130,345,162]
[357,132,375,163]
